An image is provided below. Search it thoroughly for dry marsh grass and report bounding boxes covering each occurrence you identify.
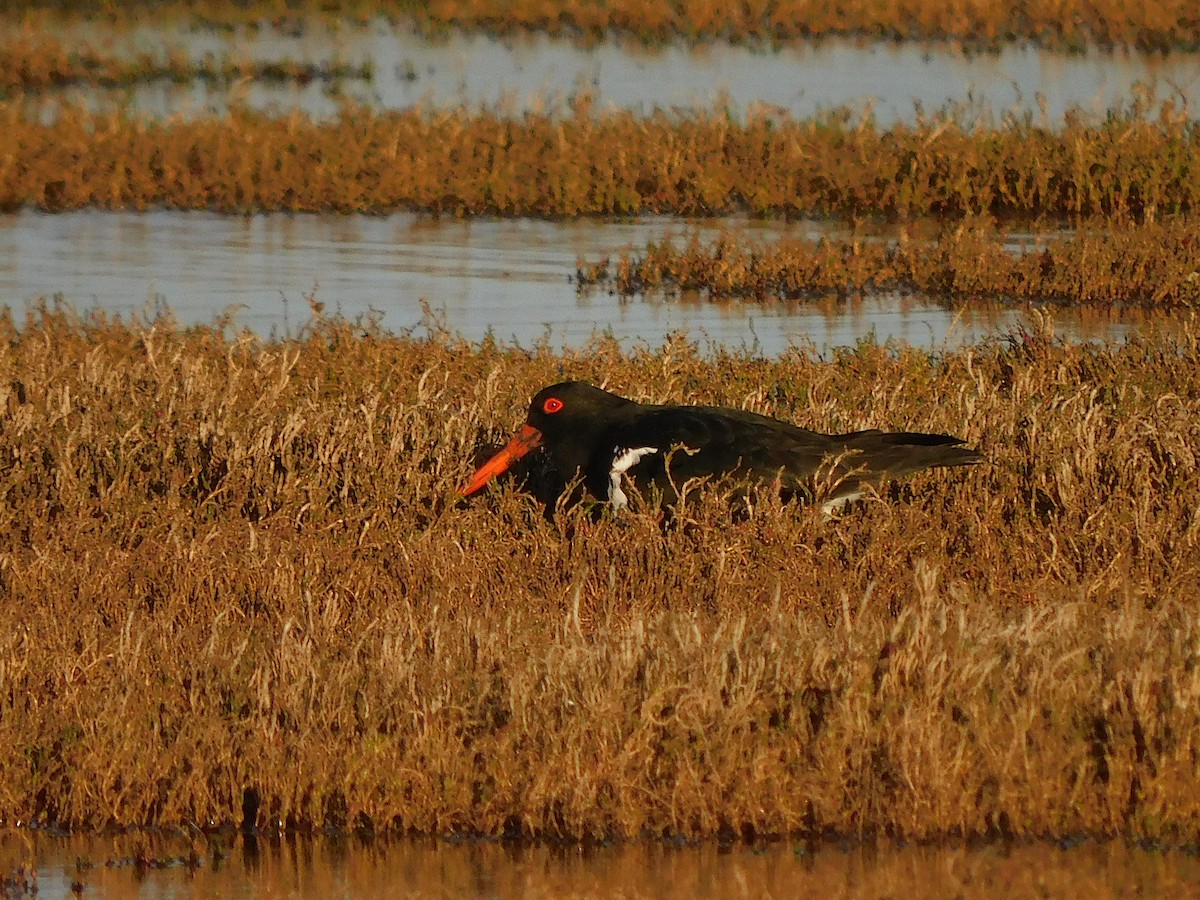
[2,100,1199,220]
[405,0,1200,52]
[576,219,1200,307]
[0,33,372,93]
[3,0,1199,52]
[1,307,1200,841]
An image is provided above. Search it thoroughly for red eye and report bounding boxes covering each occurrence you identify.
[542,397,564,414]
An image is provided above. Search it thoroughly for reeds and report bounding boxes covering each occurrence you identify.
[576,220,1200,307]
[1,307,1199,839]
[0,33,372,93]
[400,0,1200,52]
[3,0,1199,51]
[2,99,1198,219]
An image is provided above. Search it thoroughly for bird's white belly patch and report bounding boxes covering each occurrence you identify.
[608,446,659,509]
[821,491,863,517]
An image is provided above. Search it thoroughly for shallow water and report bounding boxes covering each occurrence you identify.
[28,20,1200,125]
[0,209,1146,355]
[3,829,1198,899]
[9,22,1189,353]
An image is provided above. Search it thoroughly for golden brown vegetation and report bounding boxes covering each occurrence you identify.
[576,219,1200,307]
[399,0,1200,52]
[3,0,1199,52]
[1,307,1199,840]
[2,99,1199,220]
[0,33,372,93]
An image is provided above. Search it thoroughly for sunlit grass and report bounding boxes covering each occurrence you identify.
[576,219,1200,307]
[3,98,1198,221]
[3,0,1199,52]
[0,32,372,93]
[1,306,1198,839]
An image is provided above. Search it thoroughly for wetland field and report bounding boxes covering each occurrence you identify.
[2,309,1199,840]
[2,1,1200,895]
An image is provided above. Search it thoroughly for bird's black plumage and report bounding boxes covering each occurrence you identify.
[462,381,983,510]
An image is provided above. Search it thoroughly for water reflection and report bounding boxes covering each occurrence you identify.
[26,21,1200,125]
[3,828,1198,899]
[0,210,1143,355]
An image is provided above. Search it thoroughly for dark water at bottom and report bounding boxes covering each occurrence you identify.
[3,829,1197,899]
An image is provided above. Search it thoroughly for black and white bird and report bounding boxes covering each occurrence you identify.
[461,381,983,512]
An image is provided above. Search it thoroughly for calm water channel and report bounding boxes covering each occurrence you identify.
[3,830,1198,899]
[0,210,1146,355]
[12,22,1192,351]
[31,20,1200,125]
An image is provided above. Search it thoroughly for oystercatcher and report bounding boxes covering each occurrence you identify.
[461,381,983,513]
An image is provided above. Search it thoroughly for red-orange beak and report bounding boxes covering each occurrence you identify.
[460,424,544,496]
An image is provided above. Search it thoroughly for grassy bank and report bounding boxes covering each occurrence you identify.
[0,309,1198,839]
[576,219,1200,307]
[0,33,372,93]
[4,0,1200,52]
[2,101,1198,220]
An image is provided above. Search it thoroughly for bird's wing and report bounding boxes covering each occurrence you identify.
[604,406,838,489]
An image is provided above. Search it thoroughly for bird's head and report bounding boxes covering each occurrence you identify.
[460,381,632,496]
